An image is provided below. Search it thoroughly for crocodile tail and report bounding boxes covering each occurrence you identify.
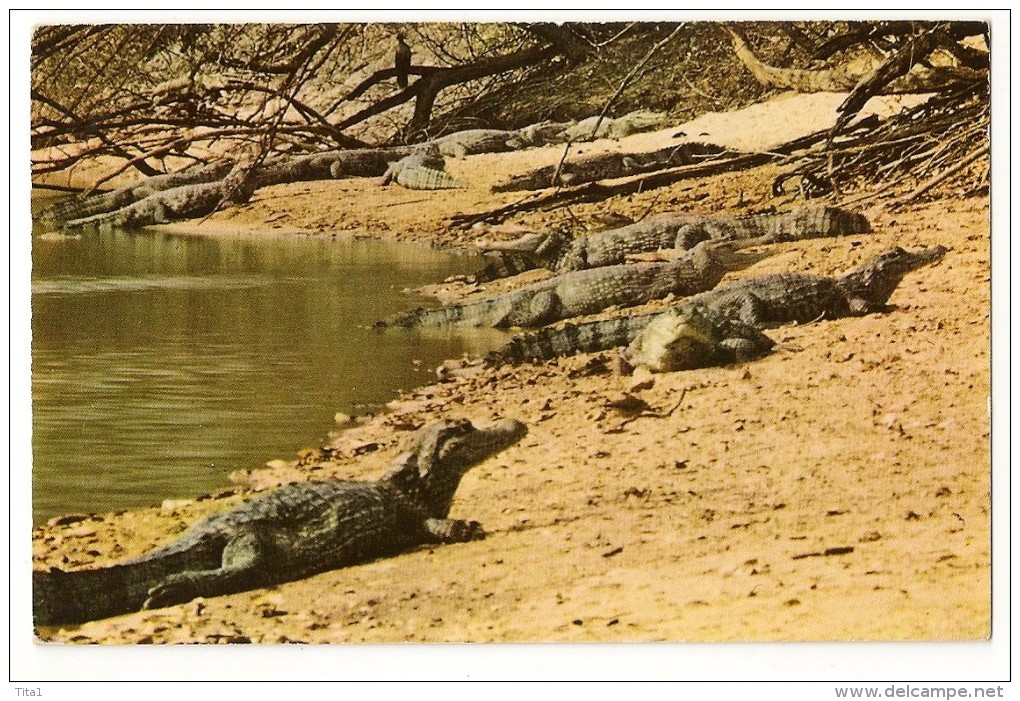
[61,211,118,230]
[473,252,541,282]
[733,206,872,242]
[379,301,479,328]
[40,191,125,225]
[34,530,225,627]
[821,206,872,235]
[486,313,660,366]
[769,205,871,240]
[34,560,170,627]
[399,166,466,190]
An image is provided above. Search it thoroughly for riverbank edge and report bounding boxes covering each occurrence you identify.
[27,94,993,644]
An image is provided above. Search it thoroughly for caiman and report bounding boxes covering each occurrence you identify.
[476,206,872,277]
[34,418,526,627]
[492,142,726,193]
[515,119,579,146]
[429,129,526,158]
[50,147,414,230]
[560,110,673,141]
[620,303,776,373]
[380,147,466,190]
[487,245,947,365]
[60,162,259,231]
[378,240,769,329]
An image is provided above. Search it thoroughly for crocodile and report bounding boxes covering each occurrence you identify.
[275,146,410,181]
[561,110,673,142]
[621,303,776,373]
[47,147,414,229]
[473,229,573,283]
[492,142,726,192]
[486,245,947,365]
[380,146,466,190]
[429,129,526,158]
[33,418,527,627]
[60,165,256,231]
[55,182,232,231]
[515,119,579,146]
[476,206,872,277]
[378,240,768,329]
[41,161,235,226]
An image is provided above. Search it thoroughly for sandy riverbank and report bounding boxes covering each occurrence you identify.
[31,92,992,644]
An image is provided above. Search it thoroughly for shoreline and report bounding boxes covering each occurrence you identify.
[31,222,505,522]
[29,94,992,643]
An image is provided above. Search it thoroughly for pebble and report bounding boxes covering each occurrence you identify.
[627,367,655,392]
[64,525,98,538]
[160,499,193,513]
[46,513,89,528]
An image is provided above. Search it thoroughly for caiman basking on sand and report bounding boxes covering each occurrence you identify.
[380,146,466,190]
[34,418,526,627]
[487,245,947,366]
[476,206,872,279]
[58,163,259,231]
[620,303,776,373]
[560,110,674,141]
[492,142,726,192]
[379,240,769,329]
[429,129,526,158]
[49,147,416,230]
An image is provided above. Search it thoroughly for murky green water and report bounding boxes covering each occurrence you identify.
[32,207,506,523]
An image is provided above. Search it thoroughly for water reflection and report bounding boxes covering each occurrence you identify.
[32,223,507,522]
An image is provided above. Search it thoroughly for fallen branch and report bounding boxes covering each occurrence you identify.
[452,125,843,227]
[900,144,988,202]
[587,24,684,140]
[829,24,944,144]
[549,25,682,191]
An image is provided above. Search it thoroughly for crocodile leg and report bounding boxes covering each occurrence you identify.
[525,290,561,327]
[490,290,561,328]
[143,531,268,610]
[675,223,712,249]
[423,518,486,543]
[719,336,769,363]
[731,292,769,326]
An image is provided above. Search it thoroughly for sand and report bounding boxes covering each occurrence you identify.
[31,92,991,644]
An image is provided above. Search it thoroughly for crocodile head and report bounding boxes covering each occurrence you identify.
[476,232,550,254]
[387,418,527,517]
[475,230,572,269]
[625,305,720,373]
[824,206,872,235]
[837,245,948,313]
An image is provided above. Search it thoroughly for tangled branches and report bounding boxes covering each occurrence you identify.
[30,23,592,187]
[777,80,989,206]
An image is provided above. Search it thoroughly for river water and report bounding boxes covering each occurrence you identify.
[31,207,506,523]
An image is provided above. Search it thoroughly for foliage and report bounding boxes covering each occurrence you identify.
[31,20,988,197]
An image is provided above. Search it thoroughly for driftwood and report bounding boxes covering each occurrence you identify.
[722,23,987,97]
[452,120,879,228]
[775,81,989,205]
